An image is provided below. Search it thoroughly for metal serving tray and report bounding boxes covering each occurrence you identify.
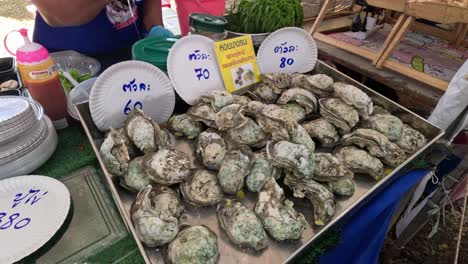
[76,60,444,264]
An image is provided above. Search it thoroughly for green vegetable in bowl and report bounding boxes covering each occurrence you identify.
[58,68,91,94]
[226,0,304,34]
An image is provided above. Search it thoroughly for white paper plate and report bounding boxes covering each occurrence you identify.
[167,35,224,106]
[0,97,30,124]
[0,175,70,263]
[257,27,318,74]
[89,61,175,131]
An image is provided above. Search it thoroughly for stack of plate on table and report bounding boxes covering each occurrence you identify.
[0,96,57,179]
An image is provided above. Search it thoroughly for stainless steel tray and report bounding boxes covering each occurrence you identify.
[76,60,444,264]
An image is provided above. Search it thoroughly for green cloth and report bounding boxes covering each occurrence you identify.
[33,122,144,264]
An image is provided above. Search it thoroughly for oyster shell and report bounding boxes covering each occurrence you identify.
[125,109,160,153]
[319,98,360,133]
[328,179,355,196]
[278,103,307,123]
[266,141,315,179]
[313,153,354,182]
[302,118,340,148]
[188,103,217,127]
[248,84,279,104]
[200,90,234,111]
[232,95,252,106]
[131,186,183,247]
[302,74,334,97]
[255,177,307,241]
[364,114,403,142]
[168,114,203,139]
[341,128,406,167]
[284,174,335,226]
[225,117,267,148]
[333,82,373,119]
[100,128,136,176]
[157,128,175,149]
[396,124,427,154]
[290,73,307,87]
[335,146,384,181]
[255,105,290,142]
[215,104,248,131]
[261,73,292,94]
[244,101,266,116]
[196,129,227,171]
[120,157,154,192]
[371,105,390,116]
[246,152,278,192]
[277,88,318,114]
[144,149,191,185]
[180,169,223,206]
[166,225,219,264]
[217,147,254,194]
[217,200,268,250]
[288,123,316,153]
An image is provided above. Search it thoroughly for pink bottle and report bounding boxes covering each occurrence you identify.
[174,0,226,36]
[5,28,68,129]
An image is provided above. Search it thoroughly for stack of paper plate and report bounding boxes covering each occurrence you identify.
[0,96,58,179]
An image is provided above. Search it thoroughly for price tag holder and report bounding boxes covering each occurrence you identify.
[257,27,318,74]
[0,176,70,263]
[89,61,175,131]
[214,35,261,93]
[167,35,224,106]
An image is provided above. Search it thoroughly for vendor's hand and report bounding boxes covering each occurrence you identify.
[147,25,174,38]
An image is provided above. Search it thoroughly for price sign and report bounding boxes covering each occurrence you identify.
[167,35,224,106]
[89,61,176,131]
[257,27,318,74]
[0,176,70,263]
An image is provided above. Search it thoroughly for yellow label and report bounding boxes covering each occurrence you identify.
[17,58,58,85]
[214,36,261,93]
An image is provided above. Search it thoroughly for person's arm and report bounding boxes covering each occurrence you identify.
[32,0,111,27]
[142,0,163,31]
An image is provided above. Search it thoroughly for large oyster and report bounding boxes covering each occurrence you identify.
[364,114,403,142]
[124,109,160,153]
[246,152,279,192]
[319,98,360,133]
[168,114,203,139]
[217,200,268,250]
[100,128,136,176]
[266,141,315,179]
[254,105,290,142]
[328,179,355,196]
[341,128,406,167]
[217,147,254,194]
[180,169,223,206]
[224,117,267,148]
[157,128,175,149]
[278,103,307,123]
[248,84,279,104]
[196,129,227,171]
[333,82,373,119]
[255,177,307,241]
[396,124,427,154]
[120,157,154,192]
[232,95,252,106]
[200,90,234,111]
[290,73,307,87]
[335,146,384,181]
[302,74,334,97]
[131,186,183,247]
[214,104,248,131]
[284,174,335,226]
[313,153,354,182]
[261,73,292,94]
[144,149,191,185]
[277,88,318,114]
[166,225,219,264]
[288,123,316,152]
[188,103,217,127]
[302,118,340,148]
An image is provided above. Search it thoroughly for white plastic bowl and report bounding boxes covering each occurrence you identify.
[67,77,97,120]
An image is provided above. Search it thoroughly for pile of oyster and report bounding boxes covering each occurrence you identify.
[99,72,427,262]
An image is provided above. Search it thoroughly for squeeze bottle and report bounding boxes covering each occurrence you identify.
[5,28,68,129]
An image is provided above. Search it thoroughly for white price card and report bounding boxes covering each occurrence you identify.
[257,27,318,74]
[89,61,175,131]
[167,35,224,106]
[0,176,70,263]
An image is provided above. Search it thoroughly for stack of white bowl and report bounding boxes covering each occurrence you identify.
[0,96,57,179]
